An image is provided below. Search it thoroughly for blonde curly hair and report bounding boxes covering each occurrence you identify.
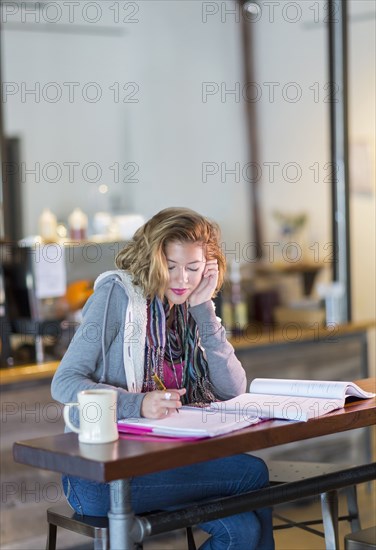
[115,207,226,300]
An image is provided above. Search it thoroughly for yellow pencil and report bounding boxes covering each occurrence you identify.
[152,373,167,390]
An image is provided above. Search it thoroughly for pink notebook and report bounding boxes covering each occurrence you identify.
[117,423,201,442]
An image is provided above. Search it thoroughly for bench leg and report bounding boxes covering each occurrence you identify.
[45,523,57,550]
[186,526,197,550]
[345,485,361,532]
[321,490,340,550]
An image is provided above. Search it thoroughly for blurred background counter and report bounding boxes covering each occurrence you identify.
[2,320,374,386]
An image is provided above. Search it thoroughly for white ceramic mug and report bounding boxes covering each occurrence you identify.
[63,389,119,444]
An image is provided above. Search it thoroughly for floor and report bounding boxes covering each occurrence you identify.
[1,381,375,550]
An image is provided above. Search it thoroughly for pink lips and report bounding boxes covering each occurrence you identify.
[171,289,188,296]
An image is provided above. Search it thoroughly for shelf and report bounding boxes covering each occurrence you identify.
[255,262,326,295]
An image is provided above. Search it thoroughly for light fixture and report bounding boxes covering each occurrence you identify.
[243,1,261,17]
[98,184,108,194]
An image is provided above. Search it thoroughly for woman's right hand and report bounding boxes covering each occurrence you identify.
[141,388,186,418]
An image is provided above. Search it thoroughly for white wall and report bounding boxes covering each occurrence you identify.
[251,0,375,372]
[2,0,375,372]
[2,0,251,248]
[348,0,376,375]
[251,1,331,261]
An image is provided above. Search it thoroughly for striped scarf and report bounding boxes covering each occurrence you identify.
[143,296,217,405]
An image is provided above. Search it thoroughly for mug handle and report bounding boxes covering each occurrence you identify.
[63,403,81,434]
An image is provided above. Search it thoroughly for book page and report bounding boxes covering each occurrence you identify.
[249,378,375,400]
[249,378,351,400]
[209,394,344,422]
[345,382,375,399]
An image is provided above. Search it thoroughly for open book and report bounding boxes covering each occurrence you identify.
[118,407,260,439]
[205,378,375,422]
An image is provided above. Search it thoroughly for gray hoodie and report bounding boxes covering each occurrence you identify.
[51,272,246,420]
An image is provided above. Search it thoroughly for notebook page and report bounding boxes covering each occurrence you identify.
[118,408,259,438]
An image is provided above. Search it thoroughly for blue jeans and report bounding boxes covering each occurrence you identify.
[62,454,274,550]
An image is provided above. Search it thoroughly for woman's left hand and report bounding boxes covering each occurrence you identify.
[189,259,219,308]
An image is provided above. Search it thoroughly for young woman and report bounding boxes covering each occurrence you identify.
[51,207,274,550]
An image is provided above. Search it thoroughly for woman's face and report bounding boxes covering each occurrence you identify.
[164,241,206,307]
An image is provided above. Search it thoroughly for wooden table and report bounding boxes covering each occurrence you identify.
[13,379,376,549]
